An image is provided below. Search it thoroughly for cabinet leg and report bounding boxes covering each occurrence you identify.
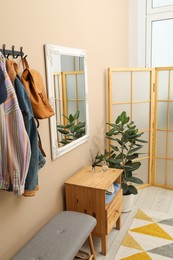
[101,235,108,255]
[116,215,121,230]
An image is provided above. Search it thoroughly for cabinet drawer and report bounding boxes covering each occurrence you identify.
[106,189,122,217]
[106,189,122,234]
[107,202,122,234]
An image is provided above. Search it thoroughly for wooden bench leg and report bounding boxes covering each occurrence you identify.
[88,234,96,260]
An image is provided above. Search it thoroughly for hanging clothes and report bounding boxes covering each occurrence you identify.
[0,52,31,195]
[6,60,46,197]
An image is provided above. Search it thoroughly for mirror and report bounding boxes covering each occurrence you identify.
[44,44,89,159]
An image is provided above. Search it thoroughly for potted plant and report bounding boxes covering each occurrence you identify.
[95,111,147,212]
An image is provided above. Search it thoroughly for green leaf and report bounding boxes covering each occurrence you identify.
[57,124,66,128]
[128,146,143,154]
[76,122,85,129]
[107,123,118,128]
[128,185,138,195]
[106,136,119,141]
[106,128,117,136]
[57,129,69,134]
[70,125,75,133]
[126,154,139,160]
[126,133,142,139]
[131,162,141,171]
[107,157,118,164]
[124,116,130,124]
[125,171,132,178]
[64,124,71,129]
[136,138,148,143]
[120,111,126,123]
[115,138,123,146]
[122,183,129,194]
[73,110,80,120]
[116,153,125,159]
[110,144,119,151]
[127,176,143,184]
[124,165,133,171]
[69,114,74,122]
[60,140,70,145]
[116,115,121,124]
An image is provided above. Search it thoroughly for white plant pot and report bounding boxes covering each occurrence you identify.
[122,194,134,213]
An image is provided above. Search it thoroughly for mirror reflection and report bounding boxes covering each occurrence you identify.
[44,44,89,159]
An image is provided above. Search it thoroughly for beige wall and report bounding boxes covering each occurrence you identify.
[0,1,128,259]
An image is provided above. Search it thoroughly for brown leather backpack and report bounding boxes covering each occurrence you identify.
[21,58,54,119]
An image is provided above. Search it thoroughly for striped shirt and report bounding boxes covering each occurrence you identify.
[0,52,31,195]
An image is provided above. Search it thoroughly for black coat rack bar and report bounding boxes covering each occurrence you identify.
[0,44,25,59]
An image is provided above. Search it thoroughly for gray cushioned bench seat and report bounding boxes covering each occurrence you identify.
[12,211,97,260]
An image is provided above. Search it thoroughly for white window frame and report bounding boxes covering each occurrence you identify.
[128,0,173,67]
[147,0,173,14]
[128,0,146,67]
[146,11,173,66]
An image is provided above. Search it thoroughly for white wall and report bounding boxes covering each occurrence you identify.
[128,0,146,67]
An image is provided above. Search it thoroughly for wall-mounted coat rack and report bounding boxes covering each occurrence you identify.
[0,44,25,59]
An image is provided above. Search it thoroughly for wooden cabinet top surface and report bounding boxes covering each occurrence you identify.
[64,166,122,190]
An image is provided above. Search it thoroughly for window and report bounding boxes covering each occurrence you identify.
[147,0,173,13]
[153,0,173,8]
[146,0,173,66]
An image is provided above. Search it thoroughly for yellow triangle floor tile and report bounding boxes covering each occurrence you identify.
[114,246,143,260]
[157,223,173,239]
[121,251,152,260]
[122,232,143,251]
[135,209,154,222]
[130,223,173,240]
[129,231,173,251]
[130,219,153,230]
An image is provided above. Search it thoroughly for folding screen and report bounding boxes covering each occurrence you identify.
[108,68,154,187]
[154,67,173,189]
[108,67,173,190]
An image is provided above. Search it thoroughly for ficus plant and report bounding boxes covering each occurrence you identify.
[57,110,85,146]
[95,111,147,195]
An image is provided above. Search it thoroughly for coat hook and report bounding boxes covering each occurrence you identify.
[12,45,19,59]
[12,45,15,58]
[20,46,24,58]
[3,44,7,58]
[7,53,11,59]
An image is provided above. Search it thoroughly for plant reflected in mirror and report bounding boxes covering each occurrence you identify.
[57,110,85,146]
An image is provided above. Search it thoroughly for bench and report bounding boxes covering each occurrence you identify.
[12,211,97,260]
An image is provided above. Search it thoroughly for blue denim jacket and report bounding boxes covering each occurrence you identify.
[14,77,46,196]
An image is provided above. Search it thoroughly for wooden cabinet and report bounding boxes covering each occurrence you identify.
[64,166,122,255]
